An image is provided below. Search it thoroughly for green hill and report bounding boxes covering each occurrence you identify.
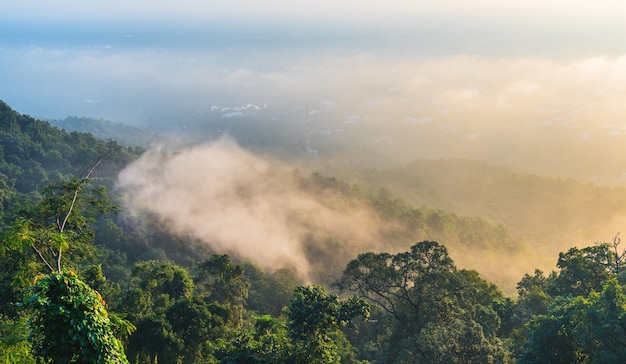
[49,116,158,147]
[318,158,626,274]
[0,101,140,195]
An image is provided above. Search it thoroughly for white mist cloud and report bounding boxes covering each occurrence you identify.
[116,136,381,280]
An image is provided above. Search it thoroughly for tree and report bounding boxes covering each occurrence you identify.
[397,317,508,364]
[125,315,183,364]
[2,156,118,274]
[550,244,617,297]
[165,297,227,364]
[519,279,626,363]
[198,254,250,326]
[286,285,369,364]
[579,279,626,362]
[0,314,35,363]
[336,241,509,363]
[131,260,194,305]
[336,241,460,336]
[25,272,129,363]
[123,260,236,363]
[218,315,290,364]
[1,157,128,363]
[508,269,555,340]
[245,264,300,316]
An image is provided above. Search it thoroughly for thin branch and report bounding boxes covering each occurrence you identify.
[60,187,81,234]
[83,152,106,180]
[56,150,111,272]
[32,244,54,273]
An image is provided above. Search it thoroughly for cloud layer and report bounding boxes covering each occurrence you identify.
[6,36,626,182]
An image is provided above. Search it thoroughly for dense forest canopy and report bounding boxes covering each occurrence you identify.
[1,100,626,362]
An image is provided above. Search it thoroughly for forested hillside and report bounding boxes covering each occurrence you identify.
[1,100,625,363]
[338,158,626,240]
[318,158,626,273]
[0,102,140,194]
[49,116,158,147]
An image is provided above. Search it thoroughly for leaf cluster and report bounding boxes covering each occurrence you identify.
[25,272,129,364]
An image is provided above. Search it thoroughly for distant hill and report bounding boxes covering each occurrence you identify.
[0,100,140,195]
[49,116,158,146]
[320,158,626,263]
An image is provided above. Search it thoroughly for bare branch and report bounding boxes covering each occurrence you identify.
[55,149,113,272]
[31,244,54,273]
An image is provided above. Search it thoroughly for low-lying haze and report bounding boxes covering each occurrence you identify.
[116,137,384,281]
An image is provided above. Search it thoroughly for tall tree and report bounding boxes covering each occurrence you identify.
[198,254,250,326]
[336,241,509,363]
[336,241,460,335]
[550,243,621,297]
[286,285,369,364]
[1,157,128,363]
[2,155,117,274]
[519,279,626,363]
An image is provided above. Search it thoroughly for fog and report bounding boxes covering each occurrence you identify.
[116,136,384,282]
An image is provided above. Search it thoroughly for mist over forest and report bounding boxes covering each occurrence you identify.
[5,15,626,288]
[4,2,626,362]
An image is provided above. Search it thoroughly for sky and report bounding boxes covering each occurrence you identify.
[2,0,625,25]
[3,1,626,116]
[3,0,626,177]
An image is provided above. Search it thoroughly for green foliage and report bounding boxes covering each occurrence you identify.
[220,288,369,364]
[127,294,228,364]
[2,174,119,275]
[519,280,626,363]
[25,272,129,363]
[131,260,194,304]
[0,314,36,364]
[336,241,460,335]
[121,260,236,363]
[125,315,184,364]
[397,317,508,364]
[218,325,290,364]
[245,264,300,316]
[166,297,227,363]
[198,255,250,325]
[0,218,36,253]
[286,285,369,364]
[519,296,586,363]
[550,244,621,297]
[337,241,510,362]
[0,101,138,197]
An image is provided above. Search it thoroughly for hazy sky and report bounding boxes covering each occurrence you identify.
[3,0,626,180]
[0,0,626,178]
[3,1,626,27]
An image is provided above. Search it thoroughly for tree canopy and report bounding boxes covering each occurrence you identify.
[2,100,626,363]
